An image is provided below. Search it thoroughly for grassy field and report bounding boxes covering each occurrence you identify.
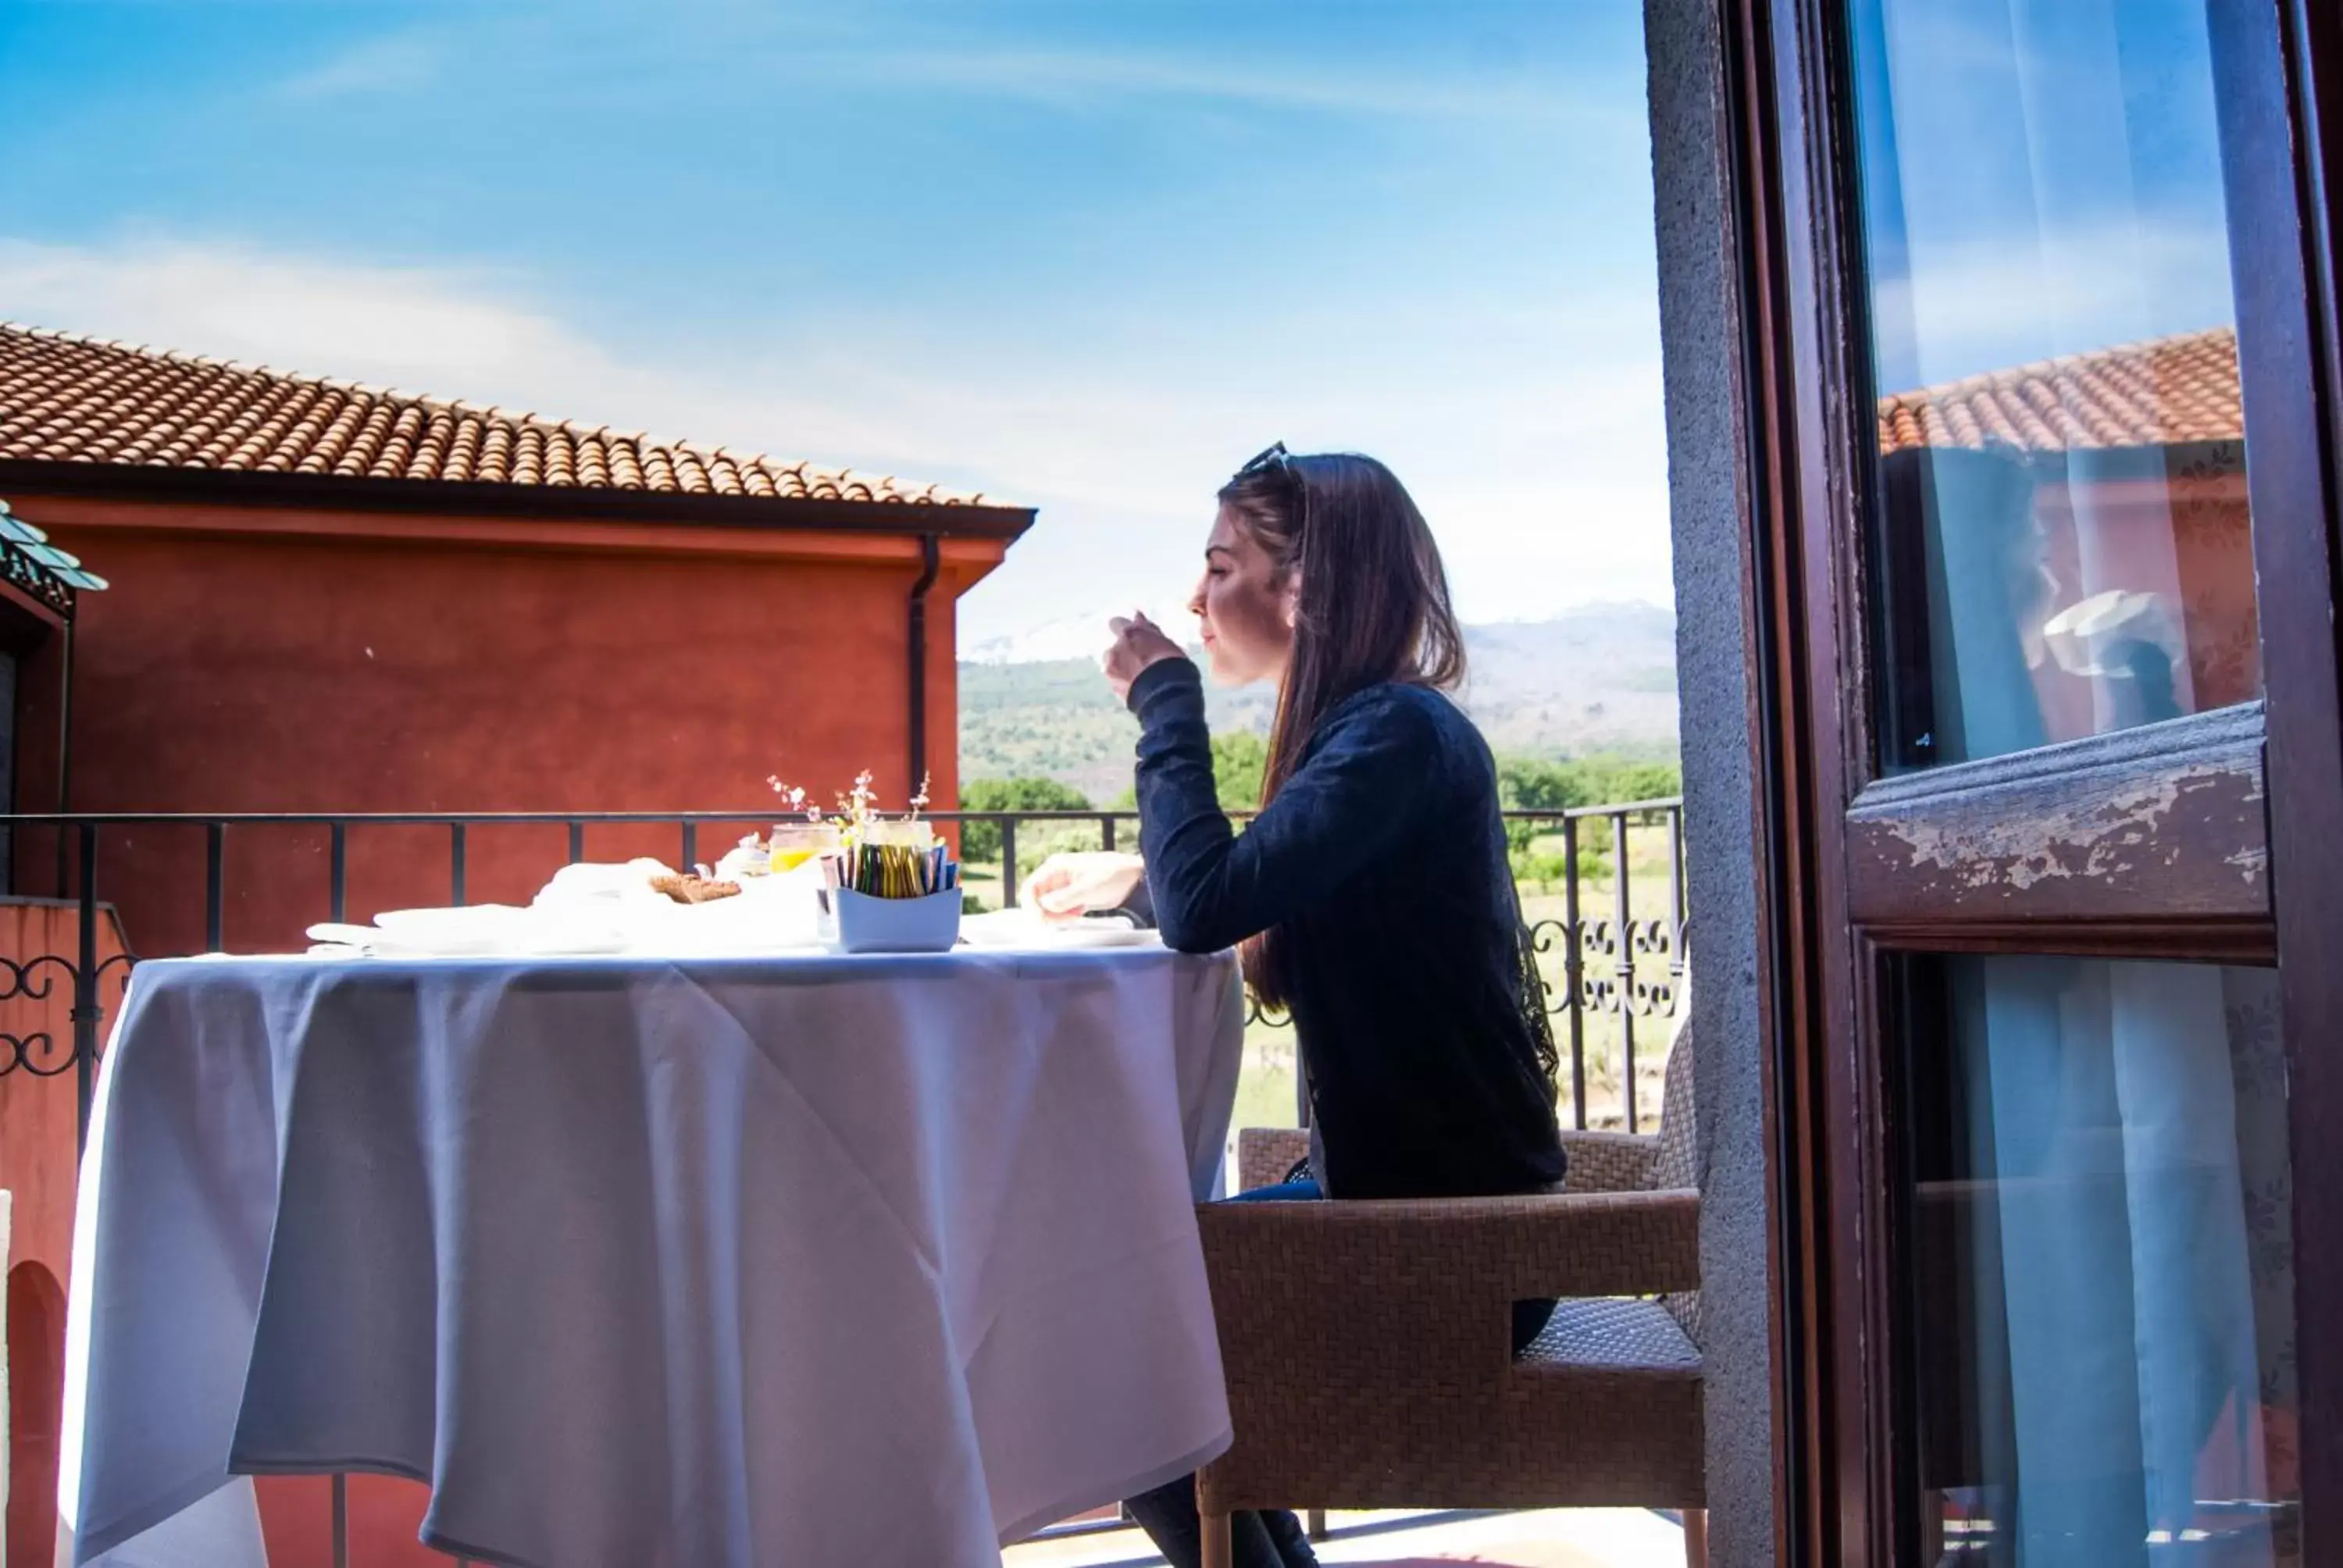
[964,816,1687,1141]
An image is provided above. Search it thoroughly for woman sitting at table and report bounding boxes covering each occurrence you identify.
[1020,444,1566,1568]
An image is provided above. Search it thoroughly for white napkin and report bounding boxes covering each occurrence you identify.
[619,864,825,953]
[533,860,679,909]
[303,860,829,959]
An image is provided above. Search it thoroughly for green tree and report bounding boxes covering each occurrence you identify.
[957,777,1094,862]
[1577,757,1682,807]
[1109,729,1270,814]
[1211,731,1269,811]
[1493,754,1684,888]
[1496,757,1591,855]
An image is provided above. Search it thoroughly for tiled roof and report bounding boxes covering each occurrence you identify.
[0,322,996,509]
[1878,326,2241,457]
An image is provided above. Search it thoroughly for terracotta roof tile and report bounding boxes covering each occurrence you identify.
[1878,326,2241,457]
[0,322,996,508]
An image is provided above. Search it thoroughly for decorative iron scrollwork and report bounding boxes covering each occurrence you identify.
[0,950,139,1080]
[2,1030,77,1077]
[0,954,84,1079]
[0,951,77,1003]
[1522,914,1684,1021]
[1243,989,1292,1032]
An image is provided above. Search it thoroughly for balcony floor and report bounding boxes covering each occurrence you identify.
[1005,1508,1692,1566]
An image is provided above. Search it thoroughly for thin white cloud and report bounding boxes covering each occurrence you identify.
[412,6,1639,134]
[0,239,587,397]
[1870,214,2237,390]
[280,33,446,102]
[0,235,1675,647]
[840,44,1632,130]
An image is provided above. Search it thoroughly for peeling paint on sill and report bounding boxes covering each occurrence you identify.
[1870,764,2260,893]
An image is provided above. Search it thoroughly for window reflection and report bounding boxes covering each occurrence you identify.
[1851,0,2260,771]
[1899,957,2298,1566]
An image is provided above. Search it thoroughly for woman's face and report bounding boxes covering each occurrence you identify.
[1188,503,1296,687]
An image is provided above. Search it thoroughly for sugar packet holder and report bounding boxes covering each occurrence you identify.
[815,885,962,954]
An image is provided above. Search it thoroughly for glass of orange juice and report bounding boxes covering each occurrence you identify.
[769,822,842,873]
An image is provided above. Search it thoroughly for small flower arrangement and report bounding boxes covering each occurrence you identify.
[731,768,950,895]
[765,769,933,850]
[761,771,958,908]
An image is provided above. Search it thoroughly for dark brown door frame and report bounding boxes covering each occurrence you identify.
[1723,0,2343,1561]
[2222,0,2343,1539]
[1723,0,1879,1556]
[1718,0,1834,1558]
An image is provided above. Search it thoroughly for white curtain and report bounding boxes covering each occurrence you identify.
[1952,960,2274,1563]
[1925,458,2281,1563]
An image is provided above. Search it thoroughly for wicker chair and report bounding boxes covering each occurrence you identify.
[1195,1028,1706,1568]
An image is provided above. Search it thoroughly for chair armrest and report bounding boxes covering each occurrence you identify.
[1236,1127,1312,1192]
[1243,1128,1663,1195]
[1557,1131,1659,1193]
[1197,1190,1699,1384]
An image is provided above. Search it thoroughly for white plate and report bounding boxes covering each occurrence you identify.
[323,907,633,958]
[373,904,527,934]
[1035,924,1159,949]
[364,905,528,956]
[958,910,1156,950]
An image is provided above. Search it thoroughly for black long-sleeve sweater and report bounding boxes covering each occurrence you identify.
[1126,657,1564,1200]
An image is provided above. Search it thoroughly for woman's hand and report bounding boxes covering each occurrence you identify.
[1018,851,1147,923]
[1101,611,1186,703]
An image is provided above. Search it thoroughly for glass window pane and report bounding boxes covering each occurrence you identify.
[1897,956,2298,1565]
[1850,1,2261,772]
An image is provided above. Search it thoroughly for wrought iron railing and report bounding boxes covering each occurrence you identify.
[0,801,1684,1146]
[968,800,1689,1131]
[0,801,1682,1557]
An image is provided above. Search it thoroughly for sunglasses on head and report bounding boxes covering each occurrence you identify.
[1234,441,1297,482]
[1232,441,1307,536]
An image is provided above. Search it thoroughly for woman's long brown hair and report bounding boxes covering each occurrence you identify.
[1219,452,1467,1008]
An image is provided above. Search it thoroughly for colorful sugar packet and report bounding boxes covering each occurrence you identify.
[820,841,958,900]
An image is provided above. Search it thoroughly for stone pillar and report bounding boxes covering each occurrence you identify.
[1644,1,1777,1561]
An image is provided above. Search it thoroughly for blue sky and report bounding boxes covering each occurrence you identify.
[1852,0,2238,393]
[0,0,1676,654]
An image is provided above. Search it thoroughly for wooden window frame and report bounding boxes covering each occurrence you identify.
[1720,0,2343,1561]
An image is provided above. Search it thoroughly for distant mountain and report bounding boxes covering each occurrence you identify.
[960,600,1193,665]
[1452,603,1681,755]
[958,603,1679,801]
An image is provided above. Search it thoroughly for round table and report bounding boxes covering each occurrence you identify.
[60,946,1245,1567]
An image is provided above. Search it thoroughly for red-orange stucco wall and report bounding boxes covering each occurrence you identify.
[13,500,1000,957]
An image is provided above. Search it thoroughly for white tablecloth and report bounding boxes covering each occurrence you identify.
[60,948,1245,1567]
